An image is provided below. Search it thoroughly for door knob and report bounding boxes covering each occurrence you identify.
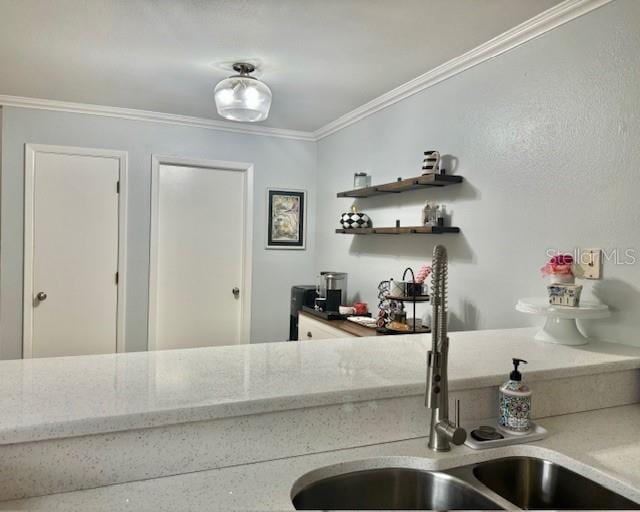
[232,287,240,298]
[36,292,47,301]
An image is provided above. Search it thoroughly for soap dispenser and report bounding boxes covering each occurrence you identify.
[498,358,531,434]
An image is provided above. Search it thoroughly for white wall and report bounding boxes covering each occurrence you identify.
[315,0,640,345]
[0,107,317,358]
[2,1,639,357]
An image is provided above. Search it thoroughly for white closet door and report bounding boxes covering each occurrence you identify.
[26,150,122,358]
[152,163,245,350]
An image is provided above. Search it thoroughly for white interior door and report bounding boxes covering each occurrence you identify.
[24,145,127,358]
[149,160,249,350]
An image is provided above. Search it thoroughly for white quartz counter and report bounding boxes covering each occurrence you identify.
[1,327,640,444]
[4,404,640,511]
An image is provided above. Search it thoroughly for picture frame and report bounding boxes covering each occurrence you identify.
[266,188,306,250]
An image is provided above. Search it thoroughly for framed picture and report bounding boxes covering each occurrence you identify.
[266,188,306,250]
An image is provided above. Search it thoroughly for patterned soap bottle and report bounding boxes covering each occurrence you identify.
[498,358,531,434]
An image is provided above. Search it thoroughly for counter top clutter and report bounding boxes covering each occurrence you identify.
[1,327,639,445]
[298,309,382,339]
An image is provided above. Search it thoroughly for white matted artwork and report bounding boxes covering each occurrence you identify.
[266,188,306,250]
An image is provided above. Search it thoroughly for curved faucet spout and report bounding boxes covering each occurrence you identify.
[426,244,466,451]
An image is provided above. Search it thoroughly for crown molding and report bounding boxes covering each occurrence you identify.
[0,0,613,143]
[0,95,316,142]
[312,0,613,140]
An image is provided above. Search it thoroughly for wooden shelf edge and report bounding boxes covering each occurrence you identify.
[337,173,463,198]
[335,227,374,234]
[386,294,430,302]
[336,226,460,235]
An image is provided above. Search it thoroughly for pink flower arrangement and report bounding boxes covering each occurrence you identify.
[415,265,432,284]
[540,254,574,277]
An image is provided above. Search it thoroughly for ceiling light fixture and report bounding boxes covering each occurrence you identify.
[214,63,272,123]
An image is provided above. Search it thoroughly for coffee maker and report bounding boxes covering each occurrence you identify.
[316,271,348,312]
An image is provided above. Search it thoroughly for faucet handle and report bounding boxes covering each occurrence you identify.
[434,417,467,446]
[452,399,466,445]
[433,398,467,447]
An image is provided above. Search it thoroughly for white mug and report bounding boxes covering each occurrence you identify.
[389,280,406,297]
[339,305,354,316]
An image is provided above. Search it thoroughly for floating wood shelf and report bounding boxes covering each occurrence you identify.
[337,173,463,198]
[386,294,430,303]
[335,226,460,235]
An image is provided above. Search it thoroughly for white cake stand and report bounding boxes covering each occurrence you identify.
[516,297,610,346]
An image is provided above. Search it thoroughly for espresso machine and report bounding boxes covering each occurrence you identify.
[316,271,348,312]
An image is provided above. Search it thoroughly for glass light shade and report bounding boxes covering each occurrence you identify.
[214,75,272,122]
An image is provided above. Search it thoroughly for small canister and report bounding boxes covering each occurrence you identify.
[353,172,371,189]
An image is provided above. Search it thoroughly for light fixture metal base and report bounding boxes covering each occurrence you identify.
[232,62,256,75]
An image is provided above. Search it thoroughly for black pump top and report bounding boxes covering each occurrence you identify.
[510,358,528,381]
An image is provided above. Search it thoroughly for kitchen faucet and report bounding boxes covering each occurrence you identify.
[425,244,467,451]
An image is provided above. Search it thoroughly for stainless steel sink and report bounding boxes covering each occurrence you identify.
[291,467,503,510]
[292,456,640,510]
[470,456,640,510]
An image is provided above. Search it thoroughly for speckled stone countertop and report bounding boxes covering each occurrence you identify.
[1,327,640,444]
[3,404,640,511]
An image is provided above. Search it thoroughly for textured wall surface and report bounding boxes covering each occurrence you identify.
[315,0,640,345]
[0,107,317,358]
[2,1,639,356]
